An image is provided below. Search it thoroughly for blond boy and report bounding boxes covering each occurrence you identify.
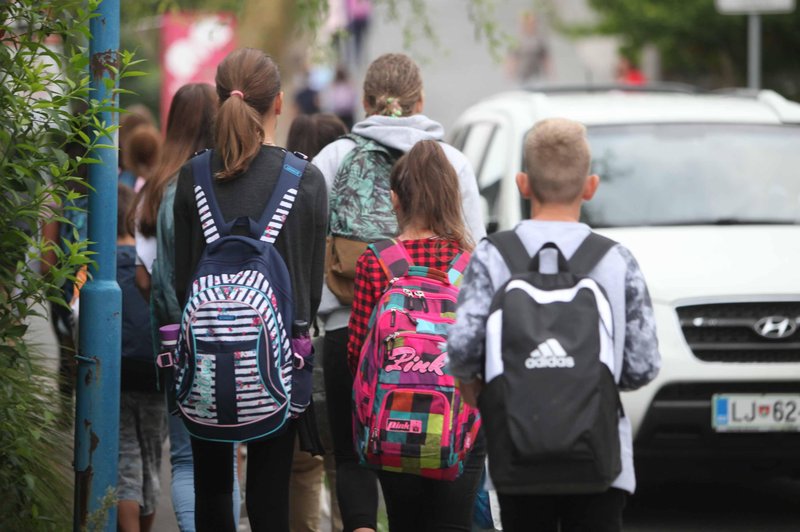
[448,118,660,532]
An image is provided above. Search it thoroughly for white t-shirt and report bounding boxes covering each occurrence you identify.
[134,202,157,274]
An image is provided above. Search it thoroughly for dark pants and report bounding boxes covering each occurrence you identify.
[322,327,378,531]
[497,488,627,532]
[190,421,297,532]
[378,435,487,532]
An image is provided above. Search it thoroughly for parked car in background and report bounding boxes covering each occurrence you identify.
[451,86,800,479]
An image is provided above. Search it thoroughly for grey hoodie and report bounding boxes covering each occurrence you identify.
[312,114,486,330]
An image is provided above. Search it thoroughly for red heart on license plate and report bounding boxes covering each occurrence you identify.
[758,405,770,417]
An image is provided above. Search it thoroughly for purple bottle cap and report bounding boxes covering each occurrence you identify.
[159,324,181,346]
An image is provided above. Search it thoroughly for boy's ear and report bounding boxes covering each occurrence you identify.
[516,172,532,199]
[582,174,599,201]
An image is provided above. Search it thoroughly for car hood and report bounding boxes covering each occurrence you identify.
[598,226,800,304]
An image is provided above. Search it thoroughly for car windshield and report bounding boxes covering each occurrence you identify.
[581,124,800,227]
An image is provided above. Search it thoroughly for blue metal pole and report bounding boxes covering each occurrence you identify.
[74,0,121,530]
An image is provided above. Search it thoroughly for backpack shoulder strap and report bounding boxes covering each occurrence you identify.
[368,239,412,282]
[191,149,228,244]
[568,232,618,275]
[257,151,308,244]
[486,230,530,274]
[447,250,471,287]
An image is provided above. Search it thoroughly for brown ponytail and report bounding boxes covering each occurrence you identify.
[363,53,423,117]
[390,140,473,251]
[214,48,281,180]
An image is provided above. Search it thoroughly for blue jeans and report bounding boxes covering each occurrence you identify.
[169,413,241,531]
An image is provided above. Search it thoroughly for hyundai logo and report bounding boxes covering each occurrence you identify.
[753,316,797,339]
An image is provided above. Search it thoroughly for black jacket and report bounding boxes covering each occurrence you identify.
[173,145,328,325]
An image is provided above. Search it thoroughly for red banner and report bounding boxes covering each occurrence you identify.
[160,12,237,127]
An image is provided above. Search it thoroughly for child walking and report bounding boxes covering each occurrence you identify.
[348,140,486,532]
[172,48,327,532]
[313,52,484,532]
[449,118,661,532]
[116,183,167,532]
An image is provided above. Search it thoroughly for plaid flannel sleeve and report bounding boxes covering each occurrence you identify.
[347,250,385,374]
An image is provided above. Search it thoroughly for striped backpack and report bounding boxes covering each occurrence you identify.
[353,239,482,480]
[172,149,308,442]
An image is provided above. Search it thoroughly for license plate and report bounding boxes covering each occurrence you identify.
[712,394,800,432]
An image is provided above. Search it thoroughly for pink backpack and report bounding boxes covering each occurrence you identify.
[352,239,482,480]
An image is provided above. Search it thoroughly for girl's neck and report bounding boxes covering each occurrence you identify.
[397,226,436,240]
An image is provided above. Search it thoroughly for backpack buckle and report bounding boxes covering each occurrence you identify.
[156,351,174,369]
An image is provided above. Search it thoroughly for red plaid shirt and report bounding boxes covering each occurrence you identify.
[347,238,464,374]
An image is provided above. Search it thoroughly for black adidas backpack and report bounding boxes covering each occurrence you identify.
[479,230,623,494]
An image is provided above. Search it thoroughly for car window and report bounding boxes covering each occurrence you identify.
[478,125,510,233]
[581,124,800,227]
[460,122,495,178]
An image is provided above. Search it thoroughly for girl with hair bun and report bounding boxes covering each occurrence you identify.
[312,52,484,532]
[172,48,328,532]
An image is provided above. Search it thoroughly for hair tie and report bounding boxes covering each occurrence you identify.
[230,90,244,99]
[383,96,403,118]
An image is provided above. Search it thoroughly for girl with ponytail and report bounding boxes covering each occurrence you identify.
[172,48,328,532]
[347,140,485,531]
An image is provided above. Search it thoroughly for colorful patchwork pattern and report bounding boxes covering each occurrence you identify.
[353,239,482,480]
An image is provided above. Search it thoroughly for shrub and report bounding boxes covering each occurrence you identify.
[1,1,136,529]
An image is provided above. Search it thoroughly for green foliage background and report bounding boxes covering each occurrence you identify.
[587,0,800,96]
[1,1,136,529]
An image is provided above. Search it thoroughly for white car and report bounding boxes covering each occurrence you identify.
[451,86,800,478]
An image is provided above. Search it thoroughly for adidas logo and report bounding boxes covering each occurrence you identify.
[525,339,575,369]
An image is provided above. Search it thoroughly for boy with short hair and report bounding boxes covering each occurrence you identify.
[448,118,660,532]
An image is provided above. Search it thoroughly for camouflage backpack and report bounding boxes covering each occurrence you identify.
[326,134,401,304]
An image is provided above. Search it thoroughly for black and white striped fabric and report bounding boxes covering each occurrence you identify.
[173,150,307,442]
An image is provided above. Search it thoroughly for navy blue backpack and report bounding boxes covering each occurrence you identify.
[172,149,308,442]
[117,245,155,364]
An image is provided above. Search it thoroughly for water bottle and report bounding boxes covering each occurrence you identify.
[157,323,180,368]
[290,320,313,416]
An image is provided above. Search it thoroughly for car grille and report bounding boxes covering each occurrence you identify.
[676,302,800,363]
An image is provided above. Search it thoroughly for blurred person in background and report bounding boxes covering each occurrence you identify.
[122,124,161,193]
[616,55,646,86]
[119,104,156,189]
[115,182,167,532]
[345,0,372,66]
[323,65,357,129]
[286,112,349,532]
[507,11,551,85]
[41,132,89,401]
[294,68,322,115]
